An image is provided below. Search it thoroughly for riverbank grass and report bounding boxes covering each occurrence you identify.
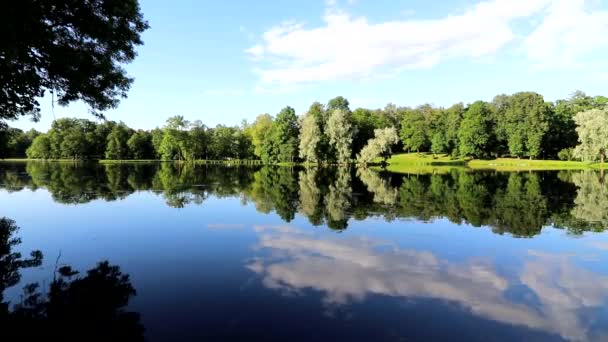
[384,153,608,172]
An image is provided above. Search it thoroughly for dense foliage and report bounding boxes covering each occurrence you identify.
[1,0,149,122]
[2,92,607,163]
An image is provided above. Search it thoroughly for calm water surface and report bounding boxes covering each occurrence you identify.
[1,162,608,341]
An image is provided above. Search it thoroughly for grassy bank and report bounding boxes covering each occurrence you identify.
[0,158,85,163]
[5,155,608,172]
[383,153,608,173]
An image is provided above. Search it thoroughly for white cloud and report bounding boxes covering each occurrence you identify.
[524,0,608,68]
[247,0,554,86]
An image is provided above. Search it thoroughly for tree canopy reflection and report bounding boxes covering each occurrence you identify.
[0,162,606,236]
[0,218,144,340]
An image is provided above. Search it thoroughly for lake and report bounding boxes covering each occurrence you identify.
[1,162,608,341]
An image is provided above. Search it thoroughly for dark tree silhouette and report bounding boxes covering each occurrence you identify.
[0,217,144,340]
[1,0,149,121]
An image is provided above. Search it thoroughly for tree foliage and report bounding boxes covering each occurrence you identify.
[327,109,354,164]
[357,127,399,165]
[1,0,149,123]
[458,101,492,158]
[299,114,321,162]
[261,107,299,163]
[573,109,608,162]
[399,109,427,153]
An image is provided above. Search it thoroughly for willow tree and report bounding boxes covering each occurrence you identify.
[326,109,354,164]
[357,127,399,165]
[299,114,321,163]
[573,109,608,163]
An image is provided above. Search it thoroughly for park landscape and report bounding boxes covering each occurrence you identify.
[2,0,608,341]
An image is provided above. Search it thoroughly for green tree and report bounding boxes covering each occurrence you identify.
[327,96,351,114]
[307,102,331,161]
[327,109,354,164]
[159,130,183,160]
[544,91,601,159]
[498,92,550,158]
[444,103,465,155]
[399,109,428,153]
[299,114,321,162]
[458,101,492,158]
[26,134,52,159]
[573,109,608,163]
[261,107,299,163]
[430,132,448,155]
[209,125,236,159]
[158,116,189,160]
[127,131,153,160]
[61,130,87,159]
[150,128,165,159]
[187,121,209,160]
[357,127,399,165]
[352,108,379,157]
[1,1,149,122]
[245,114,274,158]
[105,124,132,160]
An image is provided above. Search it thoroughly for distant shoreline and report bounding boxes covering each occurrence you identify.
[2,153,608,172]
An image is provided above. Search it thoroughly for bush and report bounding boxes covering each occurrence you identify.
[557,148,575,161]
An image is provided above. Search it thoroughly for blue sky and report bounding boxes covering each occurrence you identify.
[12,0,608,131]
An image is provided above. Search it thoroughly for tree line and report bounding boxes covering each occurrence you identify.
[1,91,607,163]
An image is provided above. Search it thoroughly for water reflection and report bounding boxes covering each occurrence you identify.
[0,162,607,235]
[248,225,608,341]
[0,218,143,340]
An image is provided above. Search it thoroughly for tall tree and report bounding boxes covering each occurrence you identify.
[26,134,52,159]
[399,109,428,153]
[245,114,274,158]
[1,1,149,122]
[573,109,608,163]
[458,101,492,158]
[499,92,550,158]
[187,121,209,160]
[327,109,354,164]
[105,124,132,160]
[327,96,351,114]
[261,107,299,163]
[307,102,331,161]
[127,131,153,160]
[444,103,465,155]
[299,114,321,163]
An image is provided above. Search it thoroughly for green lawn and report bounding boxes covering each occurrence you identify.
[383,153,608,173]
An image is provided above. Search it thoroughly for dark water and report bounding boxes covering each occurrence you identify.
[1,162,608,341]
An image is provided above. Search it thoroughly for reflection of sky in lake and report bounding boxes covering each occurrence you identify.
[2,165,608,341]
[247,224,608,341]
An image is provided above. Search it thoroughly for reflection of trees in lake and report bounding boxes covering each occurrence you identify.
[491,173,547,236]
[357,168,397,206]
[570,171,608,228]
[1,162,607,235]
[325,167,352,230]
[0,218,143,339]
[298,167,323,225]
[243,166,300,221]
